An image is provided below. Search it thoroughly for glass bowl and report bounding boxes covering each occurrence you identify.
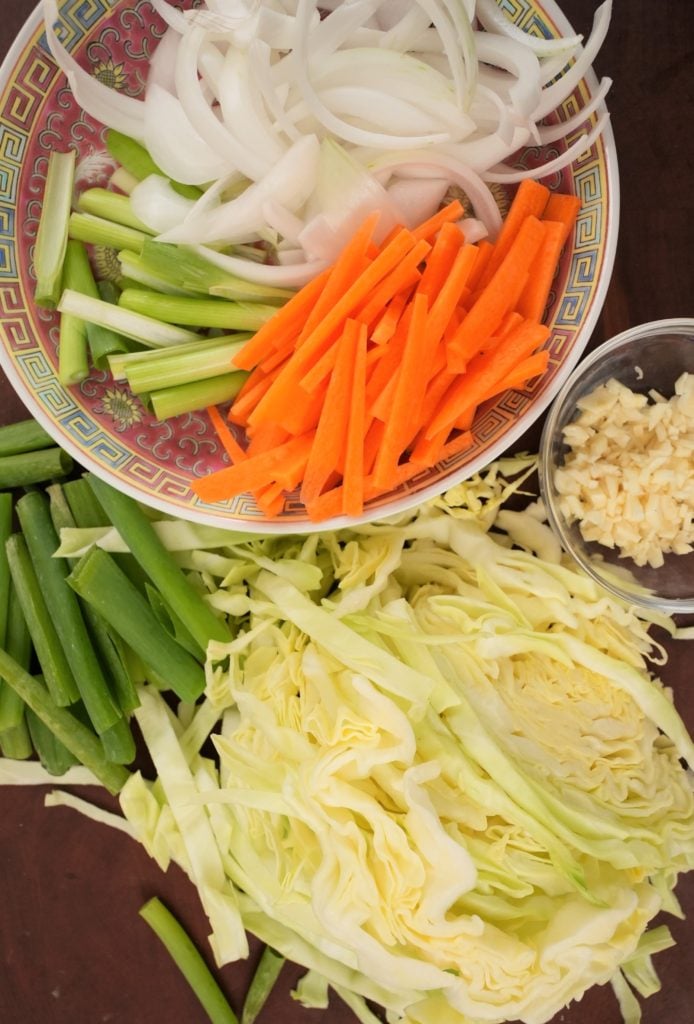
[539,319,694,615]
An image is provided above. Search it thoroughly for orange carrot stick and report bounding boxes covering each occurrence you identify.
[410,199,464,242]
[207,405,247,462]
[465,238,494,292]
[192,431,314,504]
[300,319,360,508]
[342,323,368,518]
[446,215,545,372]
[479,349,550,397]
[228,372,274,426]
[542,192,581,245]
[354,239,430,326]
[515,220,567,321]
[370,287,412,345]
[416,221,466,300]
[476,179,550,290]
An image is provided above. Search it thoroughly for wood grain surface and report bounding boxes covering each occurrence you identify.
[0,2,692,1023]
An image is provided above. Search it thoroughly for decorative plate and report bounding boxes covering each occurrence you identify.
[0,0,618,532]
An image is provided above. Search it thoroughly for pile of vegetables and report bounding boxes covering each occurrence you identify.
[1,426,693,1023]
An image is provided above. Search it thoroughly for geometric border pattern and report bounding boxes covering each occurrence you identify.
[0,0,614,529]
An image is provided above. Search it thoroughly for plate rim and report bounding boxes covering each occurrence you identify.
[0,0,620,534]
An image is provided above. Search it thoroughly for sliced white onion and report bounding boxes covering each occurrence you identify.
[149,0,188,34]
[316,85,456,137]
[217,47,287,167]
[537,77,612,145]
[195,245,327,287]
[130,174,197,233]
[248,39,304,144]
[43,0,146,142]
[143,83,232,185]
[475,0,583,57]
[147,26,180,94]
[483,111,610,183]
[473,32,542,121]
[160,134,320,245]
[261,200,305,247]
[459,217,488,244]
[385,176,450,229]
[369,152,503,238]
[533,0,612,120]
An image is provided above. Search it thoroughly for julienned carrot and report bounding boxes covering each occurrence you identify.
[198,194,577,520]
[410,199,464,242]
[342,324,368,517]
[300,319,360,508]
[476,179,550,289]
[372,292,429,489]
[446,215,545,372]
[516,220,567,321]
[207,405,247,462]
[428,319,550,438]
[231,268,330,370]
[542,192,581,245]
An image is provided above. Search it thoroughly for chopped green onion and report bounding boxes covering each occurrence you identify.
[105,130,203,201]
[26,703,78,776]
[34,149,76,308]
[123,338,247,394]
[0,646,130,795]
[139,897,240,1024]
[241,947,285,1024]
[136,241,294,303]
[0,448,73,488]
[69,211,149,254]
[58,289,200,348]
[16,491,123,736]
[149,373,247,421]
[119,289,279,332]
[0,493,11,649]
[85,474,230,651]
[0,581,33,732]
[0,718,33,760]
[6,533,79,707]
[0,418,55,457]
[99,715,137,765]
[77,188,154,233]
[67,547,206,703]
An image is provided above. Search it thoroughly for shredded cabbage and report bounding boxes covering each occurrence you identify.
[102,460,694,1024]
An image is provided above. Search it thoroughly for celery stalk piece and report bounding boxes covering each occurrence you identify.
[16,491,123,735]
[69,211,149,254]
[58,240,92,385]
[67,547,207,703]
[0,581,33,733]
[139,898,240,1024]
[47,483,140,717]
[5,533,79,707]
[0,647,130,795]
[110,167,139,195]
[119,289,279,331]
[0,448,73,488]
[109,332,250,381]
[150,373,248,420]
[137,241,294,302]
[118,250,197,297]
[91,279,142,368]
[241,947,285,1024]
[26,704,78,776]
[0,418,55,457]
[34,149,76,308]
[85,474,230,650]
[58,289,200,348]
[105,130,202,201]
[124,338,248,394]
[77,188,154,233]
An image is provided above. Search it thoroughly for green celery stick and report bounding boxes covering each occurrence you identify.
[119,250,196,297]
[0,419,55,457]
[47,483,140,717]
[58,240,92,385]
[69,211,149,254]
[59,289,199,348]
[124,338,247,394]
[67,547,206,703]
[16,491,122,735]
[0,719,33,760]
[241,947,285,1024]
[110,167,139,195]
[77,188,154,232]
[150,373,247,421]
[119,290,278,331]
[86,474,230,650]
[26,704,78,776]
[105,130,202,201]
[91,279,142,368]
[139,898,239,1024]
[0,448,72,489]
[0,581,33,732]
[109,332,249,381]
[34,150,76,308]
[0,646,129,794]
[6,533,79,707]
[137,241,293,302]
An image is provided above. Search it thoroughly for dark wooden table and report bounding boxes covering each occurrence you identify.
[1,3,692,1023]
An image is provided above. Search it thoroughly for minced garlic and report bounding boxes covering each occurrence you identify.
[554,372,694,568]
